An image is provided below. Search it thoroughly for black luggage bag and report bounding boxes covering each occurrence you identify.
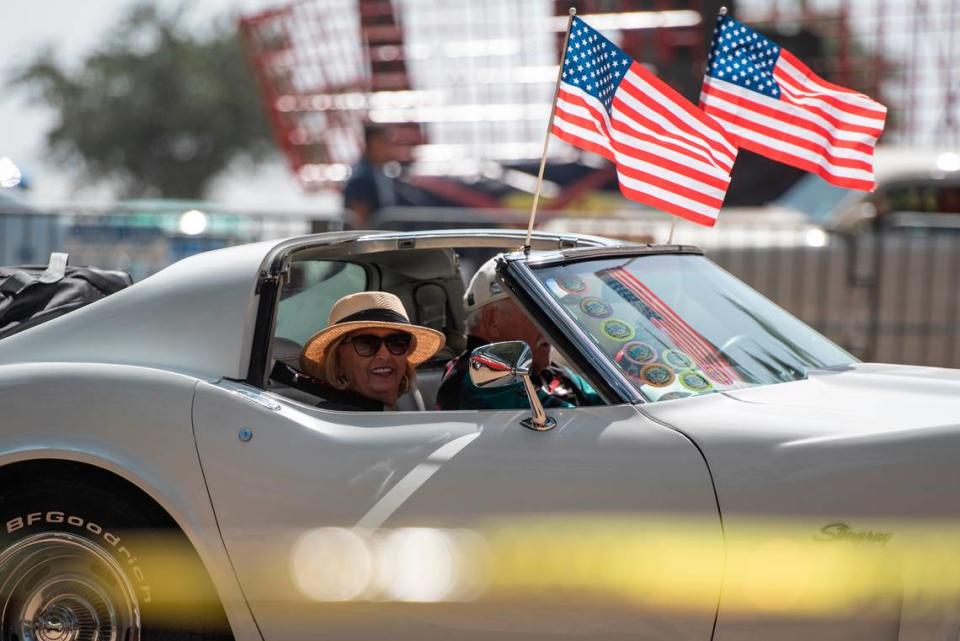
[0,252,133,339]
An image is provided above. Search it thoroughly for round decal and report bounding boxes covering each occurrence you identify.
[662,349,694,370]
[678,370,713,392]
[580,297,613,319]
[658,391,692,401]
[615,341,656,377]
[640,363,675,388]
[557,276,587,294]
[602,318,635,342]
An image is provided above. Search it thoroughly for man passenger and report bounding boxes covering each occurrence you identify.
[435,257,601,410]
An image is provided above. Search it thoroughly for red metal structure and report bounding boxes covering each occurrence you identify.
[240,0,959,205]
[239,0,713,198]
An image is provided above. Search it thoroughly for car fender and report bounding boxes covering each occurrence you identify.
[0,361,262,641]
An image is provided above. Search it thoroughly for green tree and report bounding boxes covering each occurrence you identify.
[9,4,273,199]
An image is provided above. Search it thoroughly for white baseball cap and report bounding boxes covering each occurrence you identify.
[464,256,510,312]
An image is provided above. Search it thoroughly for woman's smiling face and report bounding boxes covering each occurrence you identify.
[336,328,412,406]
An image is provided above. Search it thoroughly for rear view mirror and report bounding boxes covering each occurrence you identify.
[469,341,556,431]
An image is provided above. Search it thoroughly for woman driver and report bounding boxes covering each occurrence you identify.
[300,291,445,411]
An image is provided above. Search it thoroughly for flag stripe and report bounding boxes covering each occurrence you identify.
[552,119,726,222]
[558,90,727,182]
[620,65,737,168]
[551,113,615,158]
[616,78,735,172]
[702,78,882,147]
[611,268,739,384]
[700,85,877,172]
[700,80,880,186]
[603,268,739,384]
[615,182,720,228]
[778,50,889,115]
[776,75,887,125]
[553,16,736,227]
[707,115,875,189]
[557,88,730,202]
[774,76,886,131]
[701,14,886,191]
[559,88,732,189]
[708,110,875,179]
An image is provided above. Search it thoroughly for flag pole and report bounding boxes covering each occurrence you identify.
[666,218,677,245]
[524,7,577,253]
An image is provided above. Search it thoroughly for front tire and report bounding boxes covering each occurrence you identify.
[0,479,231,641]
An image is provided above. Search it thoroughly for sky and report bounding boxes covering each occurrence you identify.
[1,0,338,212]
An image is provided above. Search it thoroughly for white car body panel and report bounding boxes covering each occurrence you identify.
[193,380,723,640]
[0,240,275,380]
[643,363,960,641]
[0,362,262,640]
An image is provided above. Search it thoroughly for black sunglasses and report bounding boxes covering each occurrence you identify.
[342,332,413,357]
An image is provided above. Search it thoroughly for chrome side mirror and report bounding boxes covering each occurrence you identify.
[468,341,556,431]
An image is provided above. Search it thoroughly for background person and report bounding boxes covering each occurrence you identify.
[300,291,444,411]
[435,257,601,411]
[343,123,403,229]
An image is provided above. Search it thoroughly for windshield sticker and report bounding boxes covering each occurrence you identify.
[597,267,740,386]
[615,341,657,377]
[601,318,634,342]
[678,370,713,392]
[557,276,587,294]
[641,363,675,387]
[580,297,613,319]
[624,341,657,365]
[662,349,694,370]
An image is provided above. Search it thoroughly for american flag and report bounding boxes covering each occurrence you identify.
[551,16,738,227]
[599,267,740,386]
[700,14,887,191]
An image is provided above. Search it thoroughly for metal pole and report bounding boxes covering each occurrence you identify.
[524,7,577,253]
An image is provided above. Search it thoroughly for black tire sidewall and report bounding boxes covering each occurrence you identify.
[0,479,223,640]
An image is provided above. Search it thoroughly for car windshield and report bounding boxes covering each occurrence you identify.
[531,253,855,402]
[774,174,852,222]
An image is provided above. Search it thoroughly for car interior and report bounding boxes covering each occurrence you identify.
[265,241,522,411]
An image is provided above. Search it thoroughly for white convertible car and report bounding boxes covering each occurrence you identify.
[1,229,959,641]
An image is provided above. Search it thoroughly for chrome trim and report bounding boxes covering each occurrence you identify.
[518,372,557,431]
[293,229,626,258]
[0,532,141,641]
[522,244,705,268]
[521,414,557,432]
[232,388,282,411]
[500,256,642,405]
[264,229,627,263]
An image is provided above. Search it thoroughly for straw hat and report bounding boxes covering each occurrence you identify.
[300,291,445,371]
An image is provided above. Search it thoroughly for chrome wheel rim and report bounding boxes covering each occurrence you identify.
[0,532,140,641]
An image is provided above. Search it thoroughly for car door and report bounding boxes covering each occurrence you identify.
[193,386,723,641]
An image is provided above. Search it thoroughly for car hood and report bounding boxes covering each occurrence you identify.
[719,362,960,437]
[644,362,960,442]
[641,363,960,518]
